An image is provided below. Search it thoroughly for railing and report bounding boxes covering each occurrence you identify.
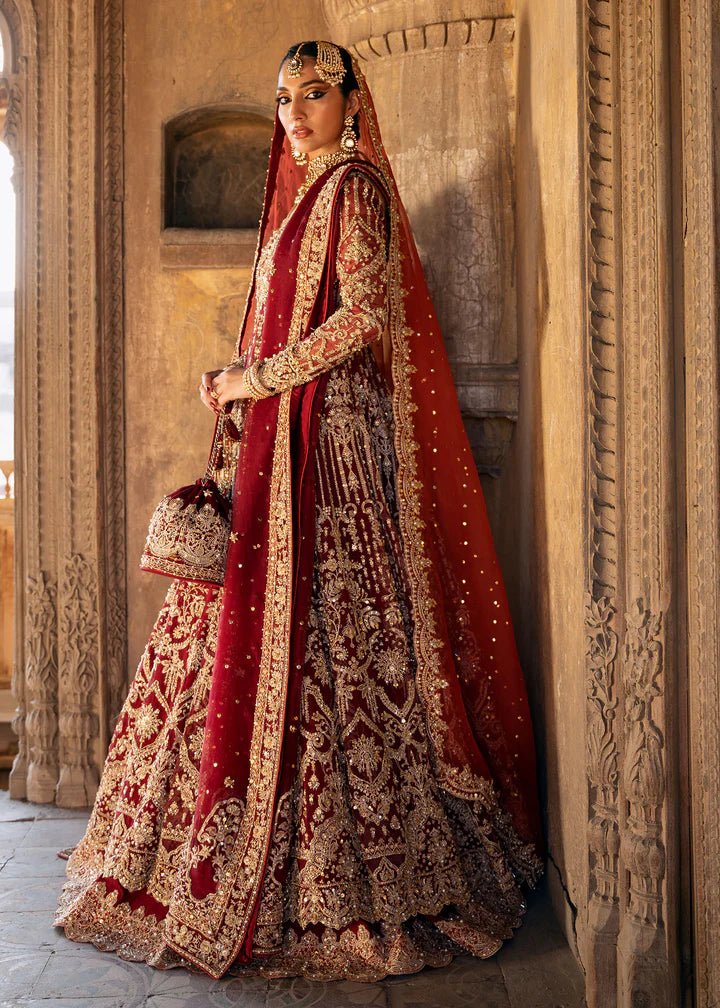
[0,459,13,502]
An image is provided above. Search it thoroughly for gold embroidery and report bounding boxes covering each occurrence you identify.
[258,172,389,393]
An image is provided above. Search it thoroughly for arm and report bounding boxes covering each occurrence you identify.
[253,169,389,395]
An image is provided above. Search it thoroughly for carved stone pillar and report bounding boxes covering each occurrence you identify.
[1,0,126,806]
[576,1,682,1005]
[324,0,518,476]
[679,2,720,1005]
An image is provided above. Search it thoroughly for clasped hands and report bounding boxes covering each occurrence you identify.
[198,366,251,414]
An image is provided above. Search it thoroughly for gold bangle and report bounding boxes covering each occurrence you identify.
[242,361,273,400]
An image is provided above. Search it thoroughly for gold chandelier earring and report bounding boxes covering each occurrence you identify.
[291,145,308,165]
[340,114,357,152]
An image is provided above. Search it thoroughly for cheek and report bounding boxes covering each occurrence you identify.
[316,100,342,132]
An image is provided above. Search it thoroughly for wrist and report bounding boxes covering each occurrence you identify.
[241,360,274,400]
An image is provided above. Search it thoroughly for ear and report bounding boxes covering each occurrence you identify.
[345,88,361,118]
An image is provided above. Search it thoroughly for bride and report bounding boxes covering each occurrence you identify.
[54,39,544,982]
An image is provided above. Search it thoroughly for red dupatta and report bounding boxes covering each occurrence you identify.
[163,54,543,978]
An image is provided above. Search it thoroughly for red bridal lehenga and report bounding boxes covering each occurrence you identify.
[54,52,545,982]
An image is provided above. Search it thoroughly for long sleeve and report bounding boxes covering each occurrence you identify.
[256,170,389,394]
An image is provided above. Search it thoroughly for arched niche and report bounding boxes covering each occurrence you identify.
[161,106,273,269]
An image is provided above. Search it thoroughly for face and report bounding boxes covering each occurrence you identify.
[276,54,360,160]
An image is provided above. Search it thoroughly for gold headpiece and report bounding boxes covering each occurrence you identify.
[315,41,346,86]
[286,44,304,78]
[285,40,346,87]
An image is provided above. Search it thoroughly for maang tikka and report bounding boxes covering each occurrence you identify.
[286,40,346,87]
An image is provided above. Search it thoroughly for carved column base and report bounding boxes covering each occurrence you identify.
[26,763,59,804]
[617,924,670,1007]
[8,750,27,799]
[576,901,619,1008]
[56,766,98,808]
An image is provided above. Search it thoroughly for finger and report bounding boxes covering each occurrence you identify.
[199,386,221,413]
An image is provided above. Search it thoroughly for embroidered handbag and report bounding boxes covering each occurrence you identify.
[139,408,241,587]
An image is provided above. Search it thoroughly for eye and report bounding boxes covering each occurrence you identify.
[276,95,290,104]
[305,89,326,99]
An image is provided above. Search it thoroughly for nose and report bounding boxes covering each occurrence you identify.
[287,97,306,121]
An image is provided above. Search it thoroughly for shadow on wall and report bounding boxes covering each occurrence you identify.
[482,3,555,876]
[510,6,579,945]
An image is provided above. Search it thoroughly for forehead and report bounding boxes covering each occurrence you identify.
[277,54,327,89]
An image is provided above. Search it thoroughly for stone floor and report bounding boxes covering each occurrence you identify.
[0,789,586,1008]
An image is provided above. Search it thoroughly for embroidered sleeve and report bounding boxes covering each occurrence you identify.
[255,170,389,394]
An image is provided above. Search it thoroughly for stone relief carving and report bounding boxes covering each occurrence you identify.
[57,554,100,806]
[614,0,675,1004]
[578,0,621,1000]
[1,80,20,159]
[584,593,619,895]
[97,0,127,728]
[24,573,58,803]
[621,600,665,929]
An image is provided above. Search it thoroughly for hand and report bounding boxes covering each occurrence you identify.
[211,366,254,406]
[198,369,223,414]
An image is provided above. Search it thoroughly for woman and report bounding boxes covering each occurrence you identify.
[54,40,544,982]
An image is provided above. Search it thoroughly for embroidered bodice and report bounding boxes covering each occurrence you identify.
[249,168,389,394]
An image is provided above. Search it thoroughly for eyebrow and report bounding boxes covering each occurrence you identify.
[276,79,328,92]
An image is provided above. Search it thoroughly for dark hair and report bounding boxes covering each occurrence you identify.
[279,41,359,97]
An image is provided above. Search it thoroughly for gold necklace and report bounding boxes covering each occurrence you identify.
[293,148,356,206]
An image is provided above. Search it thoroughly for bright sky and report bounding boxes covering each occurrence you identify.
[0,141,15,292]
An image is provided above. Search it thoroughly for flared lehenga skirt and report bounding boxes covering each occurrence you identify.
[54,348,541,982]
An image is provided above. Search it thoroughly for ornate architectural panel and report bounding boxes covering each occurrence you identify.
[680,1,720,1005]
[2,0,127,805]
[322,0,512,44]
[96,0,127,734]
[1,0,43,802]
[578,1,681,1005]
[615,0,677,993]
[577,0,621,999]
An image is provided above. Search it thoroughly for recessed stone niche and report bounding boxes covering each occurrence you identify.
[161,107,273,269]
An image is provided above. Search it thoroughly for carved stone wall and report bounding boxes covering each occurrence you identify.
[508,0,692,1005]
[573,2,683,1004]
[1,0,126,806]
